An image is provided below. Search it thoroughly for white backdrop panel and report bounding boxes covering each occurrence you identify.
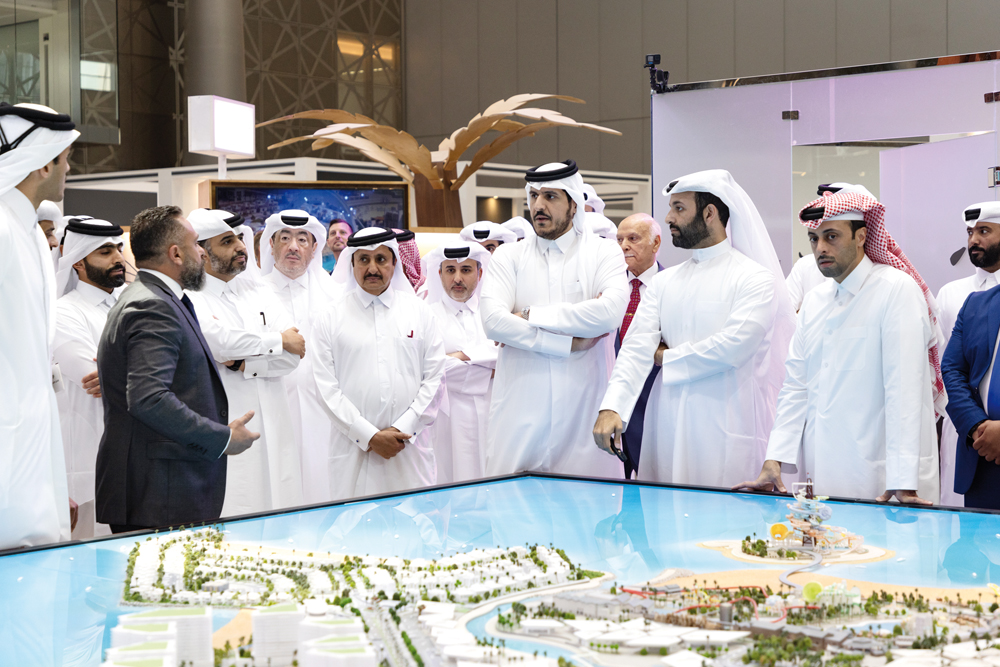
[791,61,997,145]
[651,82,793,272]
[880,132,998,295]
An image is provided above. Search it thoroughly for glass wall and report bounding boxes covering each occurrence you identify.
[651,55,1000,294]
[0,0,119,145]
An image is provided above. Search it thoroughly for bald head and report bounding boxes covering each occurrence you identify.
[617,213,661,275]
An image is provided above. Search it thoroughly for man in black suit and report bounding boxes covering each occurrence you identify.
[611,214,663,479]
[95,205,259,533]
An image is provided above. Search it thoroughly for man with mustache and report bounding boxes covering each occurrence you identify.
[96,206,260,532]
[313,227,446,496]
[735,189,941,503]
[934,203,1000,507]
[52,218,126,538]
[941,203,1000,510]
[424,241,496,483]
[480,160,629,478]
[596,170,795,487]
[185,209,305,517]
[259,210,341,502]
[611,213,662,479]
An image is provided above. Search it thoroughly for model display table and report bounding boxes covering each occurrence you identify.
[1,474,996,667]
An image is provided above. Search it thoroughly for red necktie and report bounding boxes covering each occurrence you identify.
[619,278,642,343]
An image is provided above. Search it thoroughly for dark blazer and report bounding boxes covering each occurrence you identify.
[941,284,1000,495]
[614,262,664,474]
[95,271,231,527]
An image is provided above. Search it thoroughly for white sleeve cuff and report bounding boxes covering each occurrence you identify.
[348,418,380,452]
[392,409,420,438]
[243,357,268,379]
[536,329,572,358]
[260,332,283,356]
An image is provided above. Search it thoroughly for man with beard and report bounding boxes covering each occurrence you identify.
[424,241,496,482]
[480,160,629,478]
[185,209,305,517]
[942,202,1000,510]
[95,206,260,532]
[736,189,941,503]
[259,210,340,502]
[52,218,126,538]
[935,203,1000,506]
[314,227,446,496]
[595,170,795,487]
[322,218,352,273]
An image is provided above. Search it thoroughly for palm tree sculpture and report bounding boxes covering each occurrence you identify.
[257,94,621,227]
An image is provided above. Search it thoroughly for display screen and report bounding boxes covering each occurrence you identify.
[211,181,409,232]
[2,475,995,665]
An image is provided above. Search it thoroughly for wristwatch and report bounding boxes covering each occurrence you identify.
[521,306,530,319]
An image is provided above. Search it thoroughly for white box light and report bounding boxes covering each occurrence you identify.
[187,95,256,159]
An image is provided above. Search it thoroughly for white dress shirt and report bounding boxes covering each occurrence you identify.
[602,238,778,487]
[262,267,342,502]
[187,273,303,516]
[935,267,998,505]
[765,256,939,501]
[312,285,446,497]
[428,294,497,482]
[0,187,70,548]
[479,228,629,478]
[53,280,119,537]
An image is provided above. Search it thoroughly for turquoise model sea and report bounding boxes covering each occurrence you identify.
[1,476,996,666]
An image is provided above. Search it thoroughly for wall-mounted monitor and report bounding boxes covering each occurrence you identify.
[205,180,410,232]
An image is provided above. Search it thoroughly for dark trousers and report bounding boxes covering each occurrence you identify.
[964,459,1000,510]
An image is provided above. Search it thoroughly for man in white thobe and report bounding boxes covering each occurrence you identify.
[313,227,446,496]
[935,203,1000,506]
[786,254,825,311]
[37,199,61,253]
[52,218,126,539]
[460,220,517,254]
[186,208,305,516]
[595,170,796,487]
[735,189,941,503]
[424,241,496,483]
[0,102,78,548]
[260,209,341,502]
[480,160,629,478]
[786,184,871,311]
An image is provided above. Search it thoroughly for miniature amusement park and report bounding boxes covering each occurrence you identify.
[98,482,1000,667]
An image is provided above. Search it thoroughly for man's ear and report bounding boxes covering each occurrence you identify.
[166,243,183,265]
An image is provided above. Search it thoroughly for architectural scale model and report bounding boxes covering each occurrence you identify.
[105,517,1000,667]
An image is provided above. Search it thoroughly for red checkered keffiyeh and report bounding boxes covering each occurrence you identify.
[798,191,946,414]
[394,230,425,290]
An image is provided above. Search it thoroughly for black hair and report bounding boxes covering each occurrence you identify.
[130,205,185,263]
[694,191,730,228]
[850,220,866,237]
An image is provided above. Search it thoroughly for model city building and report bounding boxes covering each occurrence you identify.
[105,519,1000,667]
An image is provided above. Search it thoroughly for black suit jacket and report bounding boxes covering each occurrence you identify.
[95,271,231,527]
